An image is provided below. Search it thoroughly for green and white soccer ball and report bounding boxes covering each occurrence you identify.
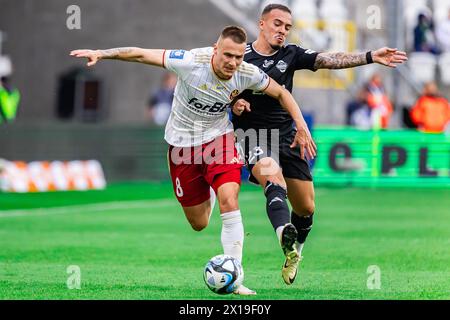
[203,254,244,294]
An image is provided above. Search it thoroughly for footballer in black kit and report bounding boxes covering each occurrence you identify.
[232,43,318,184]
[231,3,407,286]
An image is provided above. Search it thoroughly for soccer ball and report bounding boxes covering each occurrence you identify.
[203,254,244,294]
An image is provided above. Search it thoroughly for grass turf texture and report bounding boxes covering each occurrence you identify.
[0,182,449,299]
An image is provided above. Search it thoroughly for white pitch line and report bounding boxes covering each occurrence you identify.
[0,189,327,219]
[0,192,263,219]
[0,199,176,218]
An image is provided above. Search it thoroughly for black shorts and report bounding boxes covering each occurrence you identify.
[235,128,313,184]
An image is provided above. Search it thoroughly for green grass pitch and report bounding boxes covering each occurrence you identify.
[0,183,449,299]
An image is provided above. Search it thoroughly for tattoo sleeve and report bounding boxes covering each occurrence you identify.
[314,52,368,70]
[99,47,134,59]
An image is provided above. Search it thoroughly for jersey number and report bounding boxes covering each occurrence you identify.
[175,177,184,197]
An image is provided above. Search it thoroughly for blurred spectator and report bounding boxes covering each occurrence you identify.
[413,13,440,54]
[0,76,20,124]
[147,72,177,125]
[410,81,450,133]
[346,88,371,129]
[365,73,393,129]
[436,9,450,52]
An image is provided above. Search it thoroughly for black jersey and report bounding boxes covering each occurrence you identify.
[232,43,319,135]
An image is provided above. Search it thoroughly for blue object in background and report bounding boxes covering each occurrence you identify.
[301,113,315,170]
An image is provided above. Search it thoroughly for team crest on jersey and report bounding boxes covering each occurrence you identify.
[276,60,288,73]
[229,89,240,100]
[199,83,208,91]
[169,50,185,59]
[214,84,226,92]
[262,59,274,68]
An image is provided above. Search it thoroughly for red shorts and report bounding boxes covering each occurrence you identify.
[168,133,243,207]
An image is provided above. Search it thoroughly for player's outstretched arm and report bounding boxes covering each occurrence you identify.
[70,47,165,67]
[263,79,317,160]
[314,47,407,70]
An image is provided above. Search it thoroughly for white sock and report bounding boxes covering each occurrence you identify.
[275,226,284,243]
[220,210,244,263]
[208,187,216,221]
[295,241,305,256]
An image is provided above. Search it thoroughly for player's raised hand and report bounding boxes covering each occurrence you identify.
[70,49,102,67]
[232,99,251,116]
[291,123,317,161]
[372,47,408,68]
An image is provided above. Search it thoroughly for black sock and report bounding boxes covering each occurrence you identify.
[291,212,313,244]
[264,182,291,231]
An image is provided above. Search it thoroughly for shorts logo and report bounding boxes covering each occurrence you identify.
[248,146,265,164]
[229,89,240,100]
[276,60,288,73]
[169,50,185,59]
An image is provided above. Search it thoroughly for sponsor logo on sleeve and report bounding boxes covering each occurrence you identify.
[169,50,186,59]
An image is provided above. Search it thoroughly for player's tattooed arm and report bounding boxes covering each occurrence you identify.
[314,47,408,70]
[70,47,165,67]
[98,47,135,59]
[314,52,367,70]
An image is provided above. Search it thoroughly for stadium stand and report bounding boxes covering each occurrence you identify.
[260,0,289,13]
[438,52,450,85]
[408,52,438,84]
[432,0,450,24]
[291,0,318,22]
[233,0,259,10]
[404,0,433,51]
[319,0,348,22]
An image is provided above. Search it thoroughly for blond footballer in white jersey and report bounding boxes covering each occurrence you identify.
[70,26,317,295]
[163,46,270,147]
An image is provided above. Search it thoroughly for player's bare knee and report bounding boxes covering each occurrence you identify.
[257,158,279,175]
[306,202,315,216]
[294,201,315,217]
[218,196,239,213]
[189,220,208,232]
[253,158,286,188]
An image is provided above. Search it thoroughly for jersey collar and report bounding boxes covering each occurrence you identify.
[250,42,280,57]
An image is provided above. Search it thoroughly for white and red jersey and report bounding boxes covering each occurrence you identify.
[163,47,270,147]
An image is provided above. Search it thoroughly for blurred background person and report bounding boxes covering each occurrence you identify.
[146,72,177,126]
[0,76,20,124]
[413,13,440,54]
[436,9,450,53]
[365,73,393,129]
[410,81,450,133]
[346,87,371,129]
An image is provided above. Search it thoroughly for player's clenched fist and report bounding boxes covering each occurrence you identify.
[232,99,251,116]
[70,49,102,67]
